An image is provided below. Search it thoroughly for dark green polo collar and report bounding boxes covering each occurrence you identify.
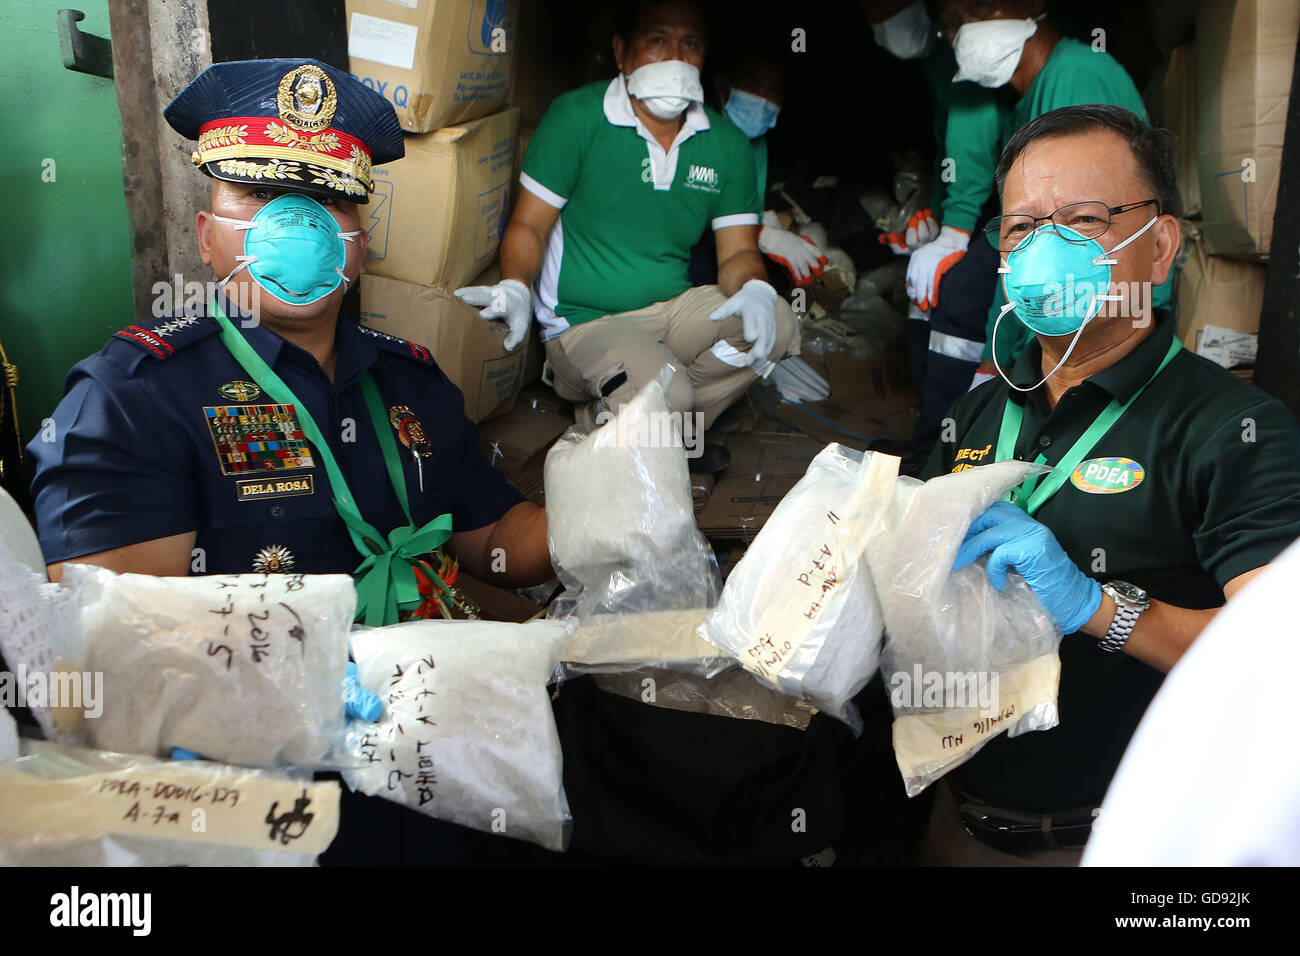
[1007,310,1177,405]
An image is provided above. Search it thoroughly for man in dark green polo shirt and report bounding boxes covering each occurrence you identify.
[919,104,1300,865]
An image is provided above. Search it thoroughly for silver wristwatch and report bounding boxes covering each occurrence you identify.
[1098,580,1150,653]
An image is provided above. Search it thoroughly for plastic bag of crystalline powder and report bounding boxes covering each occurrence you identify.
[63,566,354,769]
[544,367,721,626]
[698,445,898,733]
[0,740,340,866]
[864,460,1062,797]
[344,618,574,852]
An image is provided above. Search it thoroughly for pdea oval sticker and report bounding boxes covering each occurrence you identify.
[1071,457,1145,494]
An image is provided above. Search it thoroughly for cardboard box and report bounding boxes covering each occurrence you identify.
[1195,0,1299,259]
[346,0,519,133]
[1146,44,1201,217]
[358,263,528,421]
[365,108,519,289]
[722,432,823,481]
[476,388,572,503]
[1174,221,1267,368]
[696,475,799,539]
[690,473,716,513]
[779,348,918,446]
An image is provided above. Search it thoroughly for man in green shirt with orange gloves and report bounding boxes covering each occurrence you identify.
[914,0,1170,436]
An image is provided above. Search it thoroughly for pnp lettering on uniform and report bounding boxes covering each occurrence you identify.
[49,886,151,936]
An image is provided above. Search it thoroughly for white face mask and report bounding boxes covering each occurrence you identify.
[952,16,1042,88]
[872,2,935,60]
[624,59,704,120]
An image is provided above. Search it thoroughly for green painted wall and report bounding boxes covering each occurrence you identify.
[0,0,135,446]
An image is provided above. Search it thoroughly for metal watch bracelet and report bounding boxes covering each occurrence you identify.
[1098,581,1150,653]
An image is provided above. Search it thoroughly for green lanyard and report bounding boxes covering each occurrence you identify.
[996,337,1182,515]
[211,302,453,625]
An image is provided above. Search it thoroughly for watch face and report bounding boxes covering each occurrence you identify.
[1107,580,1149,606]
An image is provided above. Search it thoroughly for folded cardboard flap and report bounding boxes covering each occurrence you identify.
[696,475,800,538]
[359,263,528,422]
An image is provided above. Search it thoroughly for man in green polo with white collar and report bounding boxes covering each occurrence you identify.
[920,104,1300,865]
[456,0,796,442]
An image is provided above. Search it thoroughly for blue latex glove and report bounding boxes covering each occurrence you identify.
[170,747,202,760]
[953,501,1102,635]
[343,661,383,722]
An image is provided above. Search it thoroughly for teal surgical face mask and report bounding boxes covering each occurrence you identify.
[214,192,361,306]
[993,216,1158,391]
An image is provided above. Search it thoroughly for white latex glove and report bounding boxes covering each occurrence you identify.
[878,208,940,255]
[453,278,532,351]
[758,226,828,286]
[769,356,830,403]
[709,279,778,370]
[905,224,970,311]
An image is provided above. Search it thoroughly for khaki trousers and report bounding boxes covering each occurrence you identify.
[543,285,798,431]
[918,780,1085,867]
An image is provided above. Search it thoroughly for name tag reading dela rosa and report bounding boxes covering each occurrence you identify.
[236,476,315,501]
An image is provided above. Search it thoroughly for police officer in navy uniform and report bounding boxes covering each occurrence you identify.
[26,59,553,864]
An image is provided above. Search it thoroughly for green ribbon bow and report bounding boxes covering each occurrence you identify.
[211,301,453,626]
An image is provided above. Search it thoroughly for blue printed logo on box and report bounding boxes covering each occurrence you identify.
[468,0,512,56]
[364,177,395,262]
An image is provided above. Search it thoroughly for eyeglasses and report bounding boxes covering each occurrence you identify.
[936,0,997,44]
[984,199,1161,253]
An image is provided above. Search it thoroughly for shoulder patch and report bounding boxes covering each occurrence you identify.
[358,325,433,363]
[113,312,219,360]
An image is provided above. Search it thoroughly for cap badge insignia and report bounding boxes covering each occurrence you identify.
[276,64,337,133]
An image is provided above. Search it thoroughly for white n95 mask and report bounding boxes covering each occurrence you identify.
[952,17,1041,88]
[625,60,704,119]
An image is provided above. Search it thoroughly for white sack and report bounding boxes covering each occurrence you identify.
[698,445,897,732]
[0,740,339,866]
[544,368,722,671]
[66,566,354,769]
[344,618,573,852]
[866,460,1062,796]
